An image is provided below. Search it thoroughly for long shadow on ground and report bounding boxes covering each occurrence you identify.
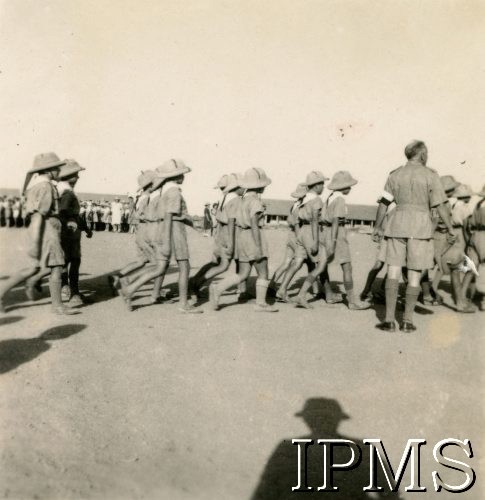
[0,324,86,374]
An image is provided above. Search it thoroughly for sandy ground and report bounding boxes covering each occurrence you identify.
[0,227,483,500]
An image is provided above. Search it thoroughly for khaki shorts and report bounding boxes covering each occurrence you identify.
[237,227,269,262]
[377,238,387,263]
[439,227,465,273]
[467,231,485,265]
[322,226,351,264]
[156,221,190,261]
[296,225,322,263]
[30,217,65,268]
[213,224,233,260]
[137,222,156,261]
[286,230,298,254]
[386,237,434,271]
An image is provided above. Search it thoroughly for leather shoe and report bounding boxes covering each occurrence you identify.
[376,321,396,332]
[400,321,417,333]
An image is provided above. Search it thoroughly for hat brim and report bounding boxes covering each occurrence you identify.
[159,166,191,180]
[240,178,271,189]
[328,179,358,191]
[304,177,329,187]
[58,166,86,180]
[223,181,242,194]
[295,411,350,419]
[28,159,66,174]
[476,191,485,197]
[291,190,307,199]
[151,176,165,190]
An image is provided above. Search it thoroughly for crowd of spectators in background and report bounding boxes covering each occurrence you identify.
[0,195,137,233]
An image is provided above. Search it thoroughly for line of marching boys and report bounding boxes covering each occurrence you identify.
[1,144,484,330]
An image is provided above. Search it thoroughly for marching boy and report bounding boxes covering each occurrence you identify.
[108,170,156,294]
[0,153,76,315]
[276,171,327,303]
[190,173,244,299]
[209,167,278,312]
[120,159,202,313]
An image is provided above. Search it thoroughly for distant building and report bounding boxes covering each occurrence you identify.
[262,198,377,228]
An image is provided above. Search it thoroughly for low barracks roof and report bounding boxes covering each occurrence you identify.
[262,198,377,222]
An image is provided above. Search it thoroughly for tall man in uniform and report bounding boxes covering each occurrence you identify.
[372,141,455,332]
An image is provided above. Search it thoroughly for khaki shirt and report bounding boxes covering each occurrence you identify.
[25,179,59,218]
[382,160,446,239]
[469,199,485,228]
[237,191,265,229]
[216,193,241,225]
[297,193,323,223]
[157,185,188,221]
[322,191,347,224]
[135,194,150,222]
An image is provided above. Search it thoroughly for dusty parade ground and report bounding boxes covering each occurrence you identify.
[0,226,483,499]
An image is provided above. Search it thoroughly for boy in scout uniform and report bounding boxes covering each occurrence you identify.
[0,153,76,315]
[120,159,202,313]
[190,173,244,300]
[461,184,485,310]
[275,171,327,303]
[108,171,157,295]
[373,140,454,332]
[269,183,307,290]
[209,167,278,312]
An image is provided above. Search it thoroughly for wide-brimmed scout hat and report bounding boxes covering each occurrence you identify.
[295,398,350,420]
[440,175,460,193]
[137,170,156,190]
[476,184,485,197]
[58,159,85,180]
[29,152,66,174]
[23,152,67,194]
[454,184,473,199]
[303,170,329,187]
[328,170,358,191]
[240,167,271,189]
[214,174,229,190]
[151,159,191,190]
[291,183,308,199]
[223,173,243,194]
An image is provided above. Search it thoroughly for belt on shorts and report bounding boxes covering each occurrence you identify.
[452,224,463,228]
[471,225,485,231]
[396,204,429,213]
[298,221,311,226]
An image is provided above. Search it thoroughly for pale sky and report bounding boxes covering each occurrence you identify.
[1,0,484,212]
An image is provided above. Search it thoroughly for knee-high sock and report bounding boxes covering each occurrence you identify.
[49,274,63,308]
[344,280,356,304]
[255,278,270,306]
[403,285,420,323]
[384,279,399,323]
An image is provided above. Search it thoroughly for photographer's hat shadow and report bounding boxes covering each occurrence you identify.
[251,397,403,500]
